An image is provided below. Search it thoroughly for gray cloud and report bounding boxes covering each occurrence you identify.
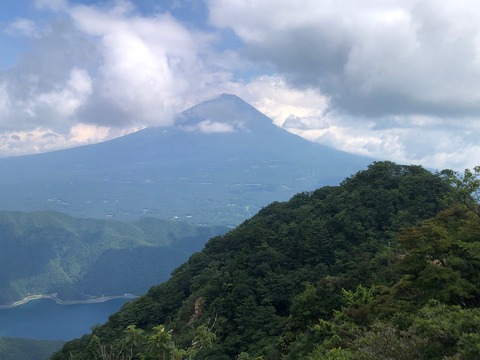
[0,1,220,135]
[1,0,479,170]
[0,20,98,132]
[209,0,480,118]
[180,119,235,133]
[0,1,231,157]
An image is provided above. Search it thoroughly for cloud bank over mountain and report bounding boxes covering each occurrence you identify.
[209,0,480,169]
[1,0,479,169]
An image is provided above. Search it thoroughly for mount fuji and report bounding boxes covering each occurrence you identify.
[0,94,372,226]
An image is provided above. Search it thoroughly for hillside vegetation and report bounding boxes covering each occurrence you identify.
[0,337,64,360]
[0,212,226,304]
[51,162,480,359]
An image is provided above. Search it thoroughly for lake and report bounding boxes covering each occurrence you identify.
[0,297,132,340]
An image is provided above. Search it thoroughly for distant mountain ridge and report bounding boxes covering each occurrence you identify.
[0,337,64,360]
[0,94,372,225]
[0,210,226,304]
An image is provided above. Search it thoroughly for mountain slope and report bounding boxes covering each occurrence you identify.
[50,161,467,359]
[0,211,226,304]
[0,94,372,225]
[0,337,64,360]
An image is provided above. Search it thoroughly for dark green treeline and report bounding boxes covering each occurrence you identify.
[51,162,480,359]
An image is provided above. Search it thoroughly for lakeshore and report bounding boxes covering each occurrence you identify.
[0,296,134,340]
[0,293,137,309]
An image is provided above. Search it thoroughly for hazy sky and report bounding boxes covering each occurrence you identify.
[1,0,479,170]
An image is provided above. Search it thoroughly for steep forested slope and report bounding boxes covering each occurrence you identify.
[0,212,226,304]
[51,162,480,359]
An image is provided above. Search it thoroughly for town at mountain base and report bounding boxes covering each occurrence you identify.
[50,161,480,359]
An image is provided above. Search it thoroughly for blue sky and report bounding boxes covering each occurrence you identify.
[1,0,479,170]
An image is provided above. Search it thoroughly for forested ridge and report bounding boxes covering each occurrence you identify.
[0,213,226,304]
[51,161,480,359]
[0,337,64,360]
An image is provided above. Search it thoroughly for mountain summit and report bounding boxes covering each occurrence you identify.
[175,93,280,133]
[0,94,372,225]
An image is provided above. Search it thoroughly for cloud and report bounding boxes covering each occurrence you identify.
[0,0,223,155]
[209,0,480,119]
[5,19,40,38]
[281,110,480,170]
[1,19,99,132]
[0,83,12,117]
[0,59,93,132]
[0,124,136,157]
[218,74,478,170]
[224,75,329,127]
[206,0,480,170]
[69,2,214,126]
[35,67,92,118]
[1,0,479,170]
[34,0,69,11]
[181,119,235,133]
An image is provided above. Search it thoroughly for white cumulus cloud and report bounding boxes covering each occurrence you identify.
[208,0,480,169]
[0,0,221,156]
[1,0,479,170]
[181,119,235,133]
[209,0,480,118]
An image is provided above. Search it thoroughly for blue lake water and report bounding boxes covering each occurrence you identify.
[0,298,131,340]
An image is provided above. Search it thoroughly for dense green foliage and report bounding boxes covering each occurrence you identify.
[0,212,226,303]
[85,324,216,360]
[51,162,480,359]
[0,337,64,360]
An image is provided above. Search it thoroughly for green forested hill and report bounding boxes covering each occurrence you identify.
[50,162,480,359]
[0,337,64,360]
[0,212,226,304]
